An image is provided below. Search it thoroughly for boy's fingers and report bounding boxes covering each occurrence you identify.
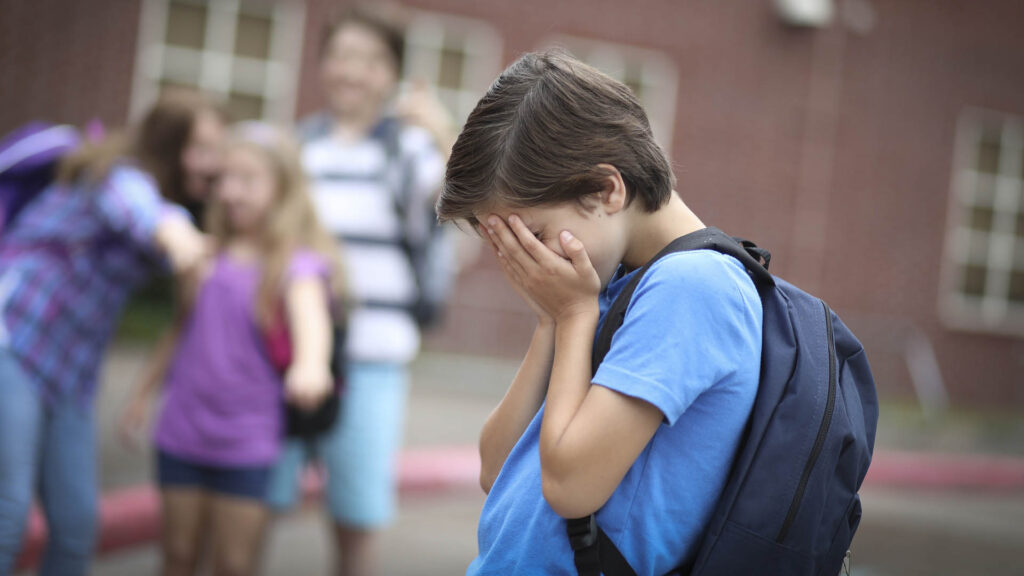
[507,215,557,265]
[485,216,513,253]
[560,230,593,273]
[495,252,520,284]
[495,240,528,284]
[479,224,503,259]
[487,216,534,266]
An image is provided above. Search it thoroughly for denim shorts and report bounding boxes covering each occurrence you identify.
[157,450,272,501]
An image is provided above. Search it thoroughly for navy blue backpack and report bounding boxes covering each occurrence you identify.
[567,227,878,576]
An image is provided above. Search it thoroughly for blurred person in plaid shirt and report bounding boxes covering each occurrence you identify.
[0,91,225,576]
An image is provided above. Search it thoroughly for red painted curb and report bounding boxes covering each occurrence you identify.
[398,445,480,493]
[16,486,160,571]
[298,445,480,500]
[17,446,1024,570]
[15,446,479,571]
[867,449,1024,491]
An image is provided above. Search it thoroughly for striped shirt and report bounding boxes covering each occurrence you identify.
[301,117,445,364]
[0,164,186,403]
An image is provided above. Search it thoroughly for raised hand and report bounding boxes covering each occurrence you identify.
[485,214,600,324]
[284,360,333,412]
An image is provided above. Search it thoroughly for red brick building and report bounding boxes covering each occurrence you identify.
[3,0,1023,406]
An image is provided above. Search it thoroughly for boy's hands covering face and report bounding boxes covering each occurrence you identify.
[486,214,600,323]
[479,220,552,325]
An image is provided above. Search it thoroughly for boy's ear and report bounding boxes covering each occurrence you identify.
[596,163,628,215]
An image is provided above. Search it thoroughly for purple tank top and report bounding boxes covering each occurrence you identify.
[155,250,328,466]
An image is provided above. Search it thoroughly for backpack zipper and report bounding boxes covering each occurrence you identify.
[776,300,837,543]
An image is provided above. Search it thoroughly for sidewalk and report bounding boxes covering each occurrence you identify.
[83,346,512,576]
[19,344,1024,575]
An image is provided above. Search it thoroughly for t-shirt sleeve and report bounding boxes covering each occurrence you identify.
[285,249,330,284]
[96,165,191,248]
[591,251,763,425]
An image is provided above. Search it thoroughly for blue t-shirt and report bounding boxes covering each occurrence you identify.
[467,250,763,576]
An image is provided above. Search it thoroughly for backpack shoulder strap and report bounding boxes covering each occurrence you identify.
[567,516,637,576]
[0,123,80,174]
[573,226,777,576]
[369,117,420,226]
[591,226,773,374]
[295,112,334,145]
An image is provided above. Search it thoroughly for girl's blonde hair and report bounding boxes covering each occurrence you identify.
[205,122,349,328]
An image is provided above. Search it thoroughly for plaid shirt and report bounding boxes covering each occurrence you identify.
[0,164,184,403]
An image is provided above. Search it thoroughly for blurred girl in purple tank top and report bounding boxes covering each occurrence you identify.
[121,123,346,576]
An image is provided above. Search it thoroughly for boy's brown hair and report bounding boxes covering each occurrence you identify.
[437,50,675,225]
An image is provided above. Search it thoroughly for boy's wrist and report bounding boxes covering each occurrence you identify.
[554,302,599,326]
[553,307,599,338]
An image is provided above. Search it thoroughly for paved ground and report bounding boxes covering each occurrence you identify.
[16,345,1024,575]
[82,347,506,576]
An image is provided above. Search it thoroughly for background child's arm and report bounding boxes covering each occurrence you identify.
[118,321,183,447]
[153,215,208,275]
[478,321,554,493]
[118,255,211,448]
[396,79,456,160]
[284,276,333,411]
[487,214,664,519]
[96,167,208,275]
[118,264,206,448]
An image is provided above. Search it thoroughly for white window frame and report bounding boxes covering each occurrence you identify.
[130,0,305,122]
[401,10,503,128]
[541,35,678,155]
[940,107,1024,335]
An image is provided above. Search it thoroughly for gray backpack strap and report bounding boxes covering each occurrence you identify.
[373,117,416,226]
[370,118,452,328]
[296,112,334,145]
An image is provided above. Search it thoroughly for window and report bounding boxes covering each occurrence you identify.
[131,0,305,122]
[402,11,503,128]
[541,36,678,154]
[941,109,1024,333]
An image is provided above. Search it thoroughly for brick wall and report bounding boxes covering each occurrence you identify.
[0,0,140,132]
[402,0,1024,406]
[3,0,1023,406]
